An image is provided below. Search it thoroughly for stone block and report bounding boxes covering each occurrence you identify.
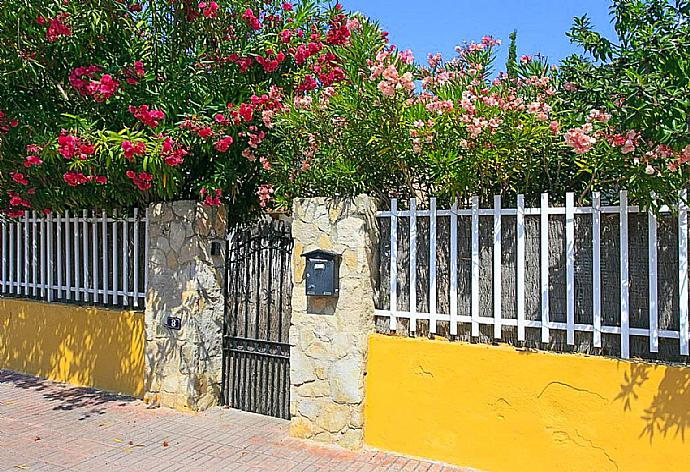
[144,201,227,413]
[289,195,378,450]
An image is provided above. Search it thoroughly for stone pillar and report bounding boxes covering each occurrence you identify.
[289,195,379,449]
[144,200,227,411]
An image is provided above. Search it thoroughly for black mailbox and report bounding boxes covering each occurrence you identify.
[302,249,340,297]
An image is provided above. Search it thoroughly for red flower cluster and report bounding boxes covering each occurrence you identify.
[0,110,18,134]
[69,66,119,102]
[5,191,31,217]
[311,52,345,86]
[213,136,233,152]
[121,141,146,160]
[200,188,222,206]
[63,172,107,187]
[292,40,323,65]
[325,14,351,45]
[198,1,218,18]
[160,137,187,166]
[256,49,286,73]
[129,105,165,128]
[58,131,95,160]
[24,154,42,168]
[11,172,28,186]
[125,170,152,190]
[123,61,145,86]
[39,13,71,42]
[296,74,317,93]
[242,8,261,30]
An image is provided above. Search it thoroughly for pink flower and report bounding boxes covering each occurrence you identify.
[549,120,559,135]
[160,137,187,166]
[121,141,146,160]
[242,8,261,30]
[620,131,638,155]
[125,170,153,191]
[256,184,274,208]
[346,17,361,32]
[564,127,596,154]
[45,13,71,42]
[11,172,28,186]
[198,1,218,18]
[201,188,222,206]
[197,127,213,139]
[587,109,611,123]
[427,53,441,69]
[213,136,233,152]
[63,171,89,187]
[23,155,43,167]
[397,49,414,65]
[129,104,165,128]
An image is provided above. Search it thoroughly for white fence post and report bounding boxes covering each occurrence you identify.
[429,197,437,335]
[493,195,502,339]
[679,190,688,356]
[471,196,480,337]
[516,194,525,342]
[540,193,549,344]
[648,202,658,353]
[565,192,575,346]
[389,199,398,331]
[620,190,630,359]
[592,192,602,348]
[450,199,458,336]
[0,209,147,309]
[409,198,417,333]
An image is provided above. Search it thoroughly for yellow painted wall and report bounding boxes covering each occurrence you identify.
[0,298,144,397]
[365,334,690,472]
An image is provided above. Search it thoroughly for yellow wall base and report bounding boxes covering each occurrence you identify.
[0,298,144,397]
[365,334,690,472]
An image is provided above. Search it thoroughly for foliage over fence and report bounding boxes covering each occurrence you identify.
[1,0,689,218]
[269,0,690,210]
[0,0,361,219]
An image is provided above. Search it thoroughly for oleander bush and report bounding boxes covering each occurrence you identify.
[2,0,689,217]
[265,0,690,209]
[0,0,362,219]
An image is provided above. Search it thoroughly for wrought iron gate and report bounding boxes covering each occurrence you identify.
[222,217,293,419]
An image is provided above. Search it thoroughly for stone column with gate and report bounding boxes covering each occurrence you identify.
[289,195,379,449]
[143,200,227,411]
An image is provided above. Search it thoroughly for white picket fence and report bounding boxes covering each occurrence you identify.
[0,209,148,308]
[376,191,689,359]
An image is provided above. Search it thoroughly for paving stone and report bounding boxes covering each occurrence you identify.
[0,371,468,471]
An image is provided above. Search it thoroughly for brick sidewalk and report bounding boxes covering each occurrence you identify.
[0,371,465,472]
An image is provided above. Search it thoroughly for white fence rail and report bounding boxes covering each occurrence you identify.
[376,191,689,360]
[0,209,148,308]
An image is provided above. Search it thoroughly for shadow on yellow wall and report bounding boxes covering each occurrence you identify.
[615,361,690,443]
[365,335,690,472]
[0,298,144,398]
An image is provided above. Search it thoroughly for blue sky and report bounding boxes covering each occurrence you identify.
[341,0,617,68]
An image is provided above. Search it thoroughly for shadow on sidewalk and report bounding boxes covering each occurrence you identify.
[0,370,136,418]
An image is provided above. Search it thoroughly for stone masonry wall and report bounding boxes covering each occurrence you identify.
[144,201,227,411]
[289,195,379,449]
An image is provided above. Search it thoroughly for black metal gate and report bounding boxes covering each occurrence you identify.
[222,217,293,419]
